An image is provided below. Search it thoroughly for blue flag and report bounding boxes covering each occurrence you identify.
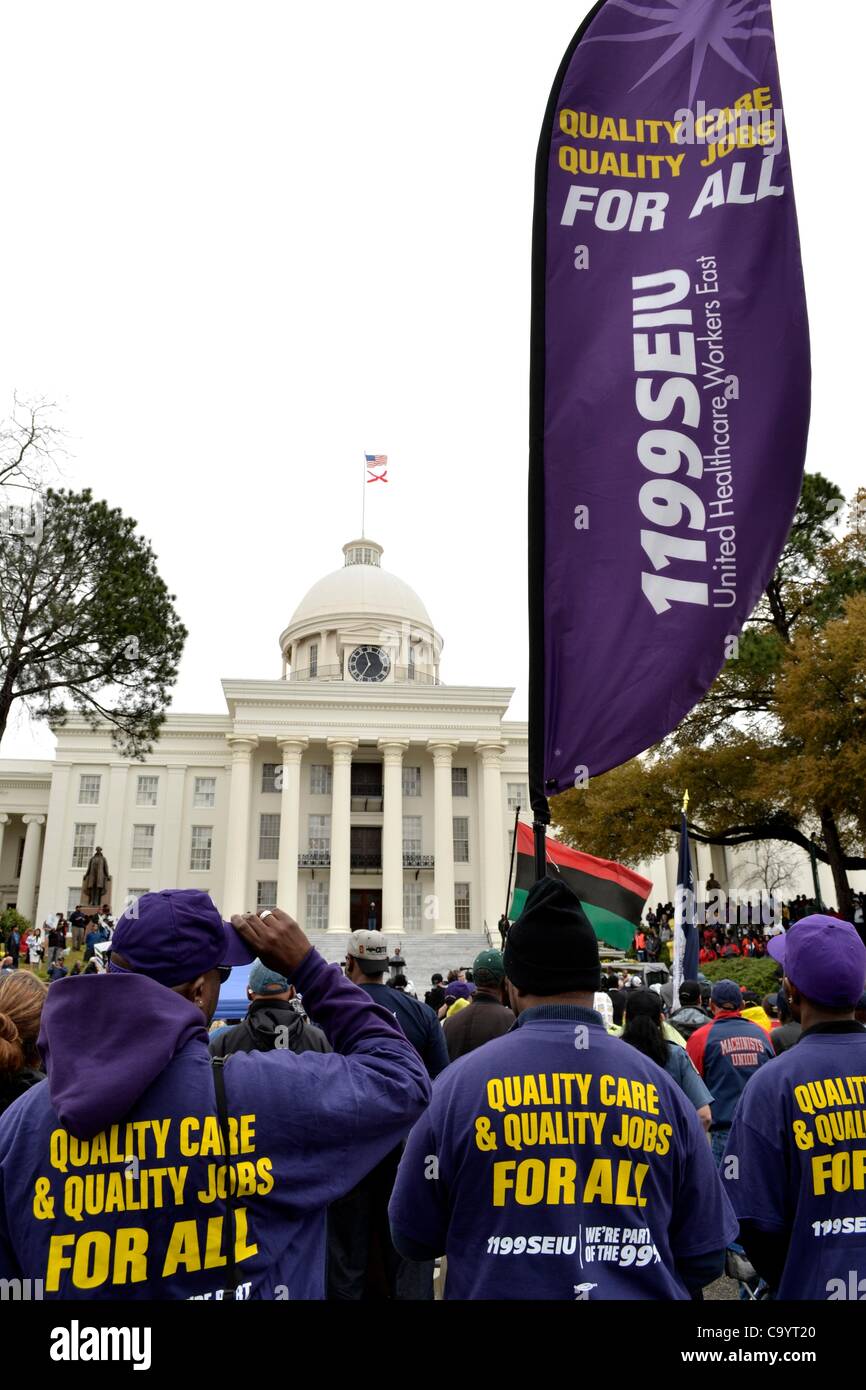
[673,810,699,1007]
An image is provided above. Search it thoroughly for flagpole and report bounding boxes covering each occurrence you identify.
[672,789,689,1013]
[361,453,367,538]
[504,806,521,920]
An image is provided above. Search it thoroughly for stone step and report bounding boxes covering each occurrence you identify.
[305,930,493,989]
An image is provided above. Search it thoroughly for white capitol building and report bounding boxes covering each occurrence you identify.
[0,539,532,944]
[0,537,850,950]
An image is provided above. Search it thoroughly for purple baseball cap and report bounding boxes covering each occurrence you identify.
[768,915,866,1009]
[110,889,254,986]
[444,980,475,1001]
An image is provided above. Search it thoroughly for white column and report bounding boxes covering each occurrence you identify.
[428,741,458,933]
[379,739,408,934]
[663,847,679,901]
[0,814,9,871]
[222,736,258,915]
[101,764,128,908]
[33,764,72,928]
[160,766,187,889]
[17,815,46,923]
[277,737,308,916]
[327,737,357,932]
[477,741,507,934]
[710,843,729,890]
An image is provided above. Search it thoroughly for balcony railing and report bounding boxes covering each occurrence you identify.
[392,668,441,686]
[287,664,442,686]
[351,786,383,812]
[299,851,434,872]
[350,852,383,872]
[288,664,343,682]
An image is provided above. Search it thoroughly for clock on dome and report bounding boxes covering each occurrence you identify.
[348,645,391,683]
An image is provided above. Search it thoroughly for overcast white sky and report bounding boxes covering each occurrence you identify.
[1,0,861,760]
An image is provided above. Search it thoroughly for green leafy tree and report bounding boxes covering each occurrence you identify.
[553,478,866,919]
[0,488,187,756]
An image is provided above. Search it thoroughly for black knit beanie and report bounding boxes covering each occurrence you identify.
[503,875,601,995]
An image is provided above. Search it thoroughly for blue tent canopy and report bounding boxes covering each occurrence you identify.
[213,963,252,1021]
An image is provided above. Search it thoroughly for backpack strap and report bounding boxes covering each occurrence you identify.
[211,1055,238,1300]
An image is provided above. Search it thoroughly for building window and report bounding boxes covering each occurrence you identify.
[258,813,281,859]
[306,880,329,929]
[403,816,422,857]
[257,881,277,912]
[455,882,471,930]
[308,815,331,852]
[136,775,159,807]
[194,776,216,807]
[507,782,528,813]
[403,880,422,932]
[453,816,469,864]
[346,544,379,567]
[261,763,280,793]
[309,643,318,678]
[310,764,332,795]
[66,887,82,915]
[131,824,155,870]
[78,774,101,805]
[71,823,96,869]
[190,826,213,872]
[402,766,421,797]
[452,767,469,797]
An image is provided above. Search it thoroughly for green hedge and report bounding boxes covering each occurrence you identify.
[0,908,32,937]
[702,958,782,998]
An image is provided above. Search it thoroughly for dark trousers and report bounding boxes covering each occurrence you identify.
[326,1146,434,1301]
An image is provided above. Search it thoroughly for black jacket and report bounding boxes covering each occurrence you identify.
[442,993,515,1061]
[770,1020,802,1055]
[669,1004,712,1042]
[0,1067,44,1119]
[208,998,332,1058]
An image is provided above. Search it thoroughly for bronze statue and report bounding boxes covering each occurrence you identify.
[83,847,110,907]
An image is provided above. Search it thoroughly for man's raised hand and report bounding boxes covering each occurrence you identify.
[231,907,313,976]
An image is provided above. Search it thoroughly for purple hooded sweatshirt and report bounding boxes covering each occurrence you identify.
[0,949,430,1300]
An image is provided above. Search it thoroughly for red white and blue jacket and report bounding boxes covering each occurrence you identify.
[686,1011,775,1131]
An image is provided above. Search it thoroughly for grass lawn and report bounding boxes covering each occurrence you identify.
[20,946,87,981]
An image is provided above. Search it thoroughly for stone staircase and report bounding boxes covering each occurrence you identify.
[305,930,493,990]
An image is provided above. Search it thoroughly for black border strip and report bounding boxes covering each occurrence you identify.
[528,0,609,820]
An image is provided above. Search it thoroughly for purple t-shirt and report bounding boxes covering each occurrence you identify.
[723,1024,866,1299]
[389,1006,737,1299]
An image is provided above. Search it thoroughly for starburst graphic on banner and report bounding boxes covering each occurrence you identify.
[584,0,773,105]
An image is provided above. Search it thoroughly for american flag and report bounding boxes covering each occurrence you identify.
[365,453,388,482]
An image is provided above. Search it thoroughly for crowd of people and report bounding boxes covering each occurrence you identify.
[0,905,114,979]
[0,879,864,1302]
[634,890,866,966]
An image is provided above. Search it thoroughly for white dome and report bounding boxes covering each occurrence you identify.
[287,539,434,631]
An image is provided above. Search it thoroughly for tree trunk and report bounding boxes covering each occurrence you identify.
[820,807,855,922]
[0,685,15,750]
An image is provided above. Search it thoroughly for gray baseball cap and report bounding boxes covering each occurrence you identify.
[347,929,390,976]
